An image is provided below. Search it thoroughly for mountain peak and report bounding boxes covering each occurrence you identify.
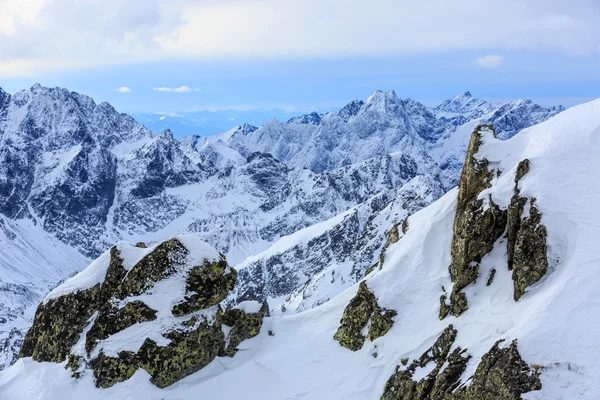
[159,129,174,139]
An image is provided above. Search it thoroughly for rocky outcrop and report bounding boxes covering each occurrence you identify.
[441,127,549,318]
[19,284,101,362]
[381,326,541,400]
[506,160,548,300]
[445,125,507,317]
[172,258,236,316]
[19,236,265,389]
[333,282,396,351]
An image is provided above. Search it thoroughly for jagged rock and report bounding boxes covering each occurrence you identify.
[380,223,402,267]
[116,238,189,298]
[219,304,267,356]
[505,159,548,300]
[447,125,507,316]
[65,354,82,379]
[91,351,138,389]
[511,200,548,300]
[382,325,465,400]
[456,340,541,399]
[402,216,410,234]
[333,281,396,351]
[137,320,225,388]
[98,246,128,304]
[172,256,236,316]
[506,159,530,271]
[486,268,496,286]
[382,327,541,400]
[19,284,101,362]
[19,236,266,389]
[85,300,158,354]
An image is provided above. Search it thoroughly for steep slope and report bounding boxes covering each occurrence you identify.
[2,99,599,399]
[0,215,90,370]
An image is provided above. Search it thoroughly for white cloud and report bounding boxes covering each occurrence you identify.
[113,86,132,93]
[0,0,599,77]
[153,86,200,93]
[473,55,504,68]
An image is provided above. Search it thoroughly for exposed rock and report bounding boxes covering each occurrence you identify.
[172,256,236,316]
[447,125,507,317]
[137,320,225,388]
[511,200,548,301]
[380,223,402,267]
[91,351,138,389]
[486,268,496,286]
[456,340,541,399]
[402,216,410,234]
[18,284,101,362]
[382,325,467,400]
[85,300,157,354]
[504,160,548,300]
[19,236,266,389]
[65,354,83,379]
[381,327,541,400]
[219,304,267,356]
[506,160,530,271]
[333,281,396,351]
[116,238,189,298]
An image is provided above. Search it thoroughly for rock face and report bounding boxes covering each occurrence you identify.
[444,126,507,317]
[441,126,549,319]
[18,236,265,389]
[381,326,541,400]
[333,281,396,351]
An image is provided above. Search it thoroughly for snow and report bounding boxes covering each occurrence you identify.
[43,242,151,303]
[2,98,599,399]
[233,301,263,314]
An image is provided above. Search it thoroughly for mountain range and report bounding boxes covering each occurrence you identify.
[2,96,599,399]
[0,84,563,370]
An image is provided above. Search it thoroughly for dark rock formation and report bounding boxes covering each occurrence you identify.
[447,125,507,317]
[381,326,541,400]
[333,281,396,351]
[19,237,264,389]
[442,128,549,318]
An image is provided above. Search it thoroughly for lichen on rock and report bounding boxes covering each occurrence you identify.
[381,326,541,400]
[379,223,402,268]
[116,238,189,299]
[19,236,266,389]
[511,199,548,300]
[333,281,396,351]
[446,125,507,317]
[219,303,267,356]
[172,256,236,316]
[91,351,138,389]
[19,284,101,362]
[137,319,225,388]
[455,340,541,399]
[85,300,158,354]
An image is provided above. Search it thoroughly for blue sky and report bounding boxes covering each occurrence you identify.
[1,0,599,114]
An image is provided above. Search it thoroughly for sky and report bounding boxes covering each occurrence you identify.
[0,0,599,115]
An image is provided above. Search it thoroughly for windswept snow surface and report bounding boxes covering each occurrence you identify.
[1,99,599,399]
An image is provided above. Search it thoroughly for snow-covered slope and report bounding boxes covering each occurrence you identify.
[0,215,89,370]
[2,99,600,399]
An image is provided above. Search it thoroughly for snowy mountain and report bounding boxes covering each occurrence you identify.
[3,99,600,399]
[0,84,561,372]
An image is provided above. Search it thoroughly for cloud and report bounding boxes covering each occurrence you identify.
[0,0,599,77]
[153,86,201,93]
[113,86,132,93]
[473,55,504,68]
